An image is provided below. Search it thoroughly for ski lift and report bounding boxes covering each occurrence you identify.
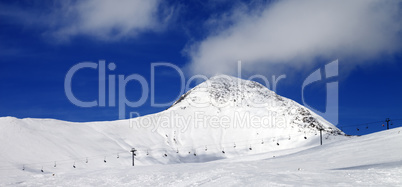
[54,161,56,167]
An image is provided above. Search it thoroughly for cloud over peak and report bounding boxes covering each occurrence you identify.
[187,0,402,76]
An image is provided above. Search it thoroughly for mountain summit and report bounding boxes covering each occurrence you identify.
[124,74,345,162]
[0,75,346,173]
[169,75,340,133]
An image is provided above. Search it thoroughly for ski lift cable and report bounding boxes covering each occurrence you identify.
[2,127,330,171]
[337,118,402,129]
[2,121,400,174]
[338,122,384,128]
[164,131,316,153]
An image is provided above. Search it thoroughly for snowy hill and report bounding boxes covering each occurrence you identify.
[0,75,351,184]
[2,126,402,186]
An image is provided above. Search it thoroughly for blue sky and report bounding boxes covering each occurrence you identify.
[0,0,401,135]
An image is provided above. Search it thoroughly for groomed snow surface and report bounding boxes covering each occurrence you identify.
[1,118,401,186]
[1,76,401,186]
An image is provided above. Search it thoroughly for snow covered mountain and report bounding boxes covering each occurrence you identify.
[169,75,341,133]
[4,127,400,186]
[0,75,346,178]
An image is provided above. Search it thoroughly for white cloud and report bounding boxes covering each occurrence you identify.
[187,0,402,76]
[0,0,170,41]
[51,0,168,41]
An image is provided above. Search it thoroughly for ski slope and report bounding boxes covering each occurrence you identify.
[1,127,401,186]
[0,76,345,172]
[2,75,398,186]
